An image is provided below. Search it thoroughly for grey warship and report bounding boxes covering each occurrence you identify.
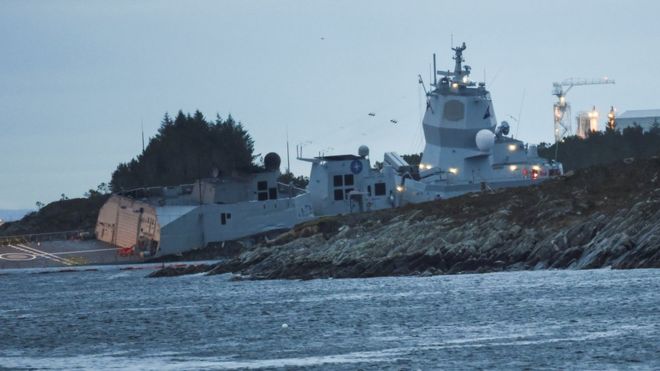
[0,43,564,269]
[400,43,563,202]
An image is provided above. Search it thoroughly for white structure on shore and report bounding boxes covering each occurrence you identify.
[616,109,660,131]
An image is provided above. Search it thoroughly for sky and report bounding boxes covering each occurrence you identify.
[1,0,659,209]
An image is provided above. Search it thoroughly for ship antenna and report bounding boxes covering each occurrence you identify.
[433,53,437,85]
[418,74,434,114]
[515,89,526,138]
[141,119,145,153]
[286,125,291,174]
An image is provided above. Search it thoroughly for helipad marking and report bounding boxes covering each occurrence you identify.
[54,247,120,255]
[9,244,74,266]
[0,252,37,261]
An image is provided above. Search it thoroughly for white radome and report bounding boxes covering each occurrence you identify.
[475,129,496,151]
[358,145,370,158]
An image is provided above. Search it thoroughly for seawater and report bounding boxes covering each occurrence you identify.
[0,268,658,370]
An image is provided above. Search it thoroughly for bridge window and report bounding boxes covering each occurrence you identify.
[269,187,277,200]
[257,181,269,201]
[333,175,343,187]
[344,174,354,186]
[334,189,343,201]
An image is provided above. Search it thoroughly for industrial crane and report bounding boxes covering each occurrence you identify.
[552,77,615,142]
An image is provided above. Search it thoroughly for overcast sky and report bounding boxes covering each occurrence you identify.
[1,0,658,209]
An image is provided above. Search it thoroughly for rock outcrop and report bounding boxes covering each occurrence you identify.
[153,158,660,279]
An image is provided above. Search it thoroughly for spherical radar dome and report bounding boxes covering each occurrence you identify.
[475,129,496,152]
[264,152,281,171]
[358,145,370,158]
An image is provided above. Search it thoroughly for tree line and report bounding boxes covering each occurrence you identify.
[538,124,660,171]
[110,110,256,191]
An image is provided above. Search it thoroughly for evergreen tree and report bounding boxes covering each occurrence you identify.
[110,110,256,191]
[538,125,660,171]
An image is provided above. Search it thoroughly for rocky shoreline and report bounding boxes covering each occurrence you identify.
[149,158,660,280]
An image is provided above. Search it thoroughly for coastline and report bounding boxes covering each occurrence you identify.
[149,158,660,279]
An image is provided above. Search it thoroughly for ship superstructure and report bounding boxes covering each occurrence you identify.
[298,145,402,216]
[401,43,562,202]
[95,153,314,258]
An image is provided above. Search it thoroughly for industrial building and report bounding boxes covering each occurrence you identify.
[616,109,660,131]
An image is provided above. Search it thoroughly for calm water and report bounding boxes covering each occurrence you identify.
[0,267,658,370]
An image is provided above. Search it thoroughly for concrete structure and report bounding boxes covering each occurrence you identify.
[576,107,599,139]
[616,109,660,132]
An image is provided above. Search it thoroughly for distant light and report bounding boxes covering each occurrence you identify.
[532,165,541,171]
[421,163,433,170]
[462,75,468,83]
[396,185,404,192]
[451,83,459,89]
[508,144,517,152]
[509,165,518,172]
[448,167,458,175]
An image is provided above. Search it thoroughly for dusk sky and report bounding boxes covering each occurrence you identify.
[1,0,659,209]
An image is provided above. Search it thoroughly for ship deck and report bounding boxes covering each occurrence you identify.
[0,239,144,269]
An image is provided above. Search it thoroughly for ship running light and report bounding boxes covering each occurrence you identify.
[508,144,517,151]
[509,165,518,171]
[451,83,459,89]
[532,165,541,171]
[421,163,433,170]
[396,185,405,192]
[448,167,458,175]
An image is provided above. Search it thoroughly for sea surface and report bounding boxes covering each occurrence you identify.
[0,267,658,370]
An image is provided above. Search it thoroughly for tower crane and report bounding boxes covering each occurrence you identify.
[552,77,615,142]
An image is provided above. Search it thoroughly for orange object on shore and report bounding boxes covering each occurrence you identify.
[118,246,134,257]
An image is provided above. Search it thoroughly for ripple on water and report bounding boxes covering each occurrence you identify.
[0,268,658,370]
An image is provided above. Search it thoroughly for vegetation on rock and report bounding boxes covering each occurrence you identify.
[110,110,257,191]
[538,125,660,171]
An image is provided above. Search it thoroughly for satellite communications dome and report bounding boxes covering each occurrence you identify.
[475,129,496,152]
[358,145,370,158]
[264,152,281,171]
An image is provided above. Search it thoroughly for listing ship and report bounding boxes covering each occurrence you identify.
[0,43,562,269]
[94,153,314,258]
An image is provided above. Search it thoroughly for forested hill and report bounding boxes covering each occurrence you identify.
[110,110,257,191]
[538,125,660,172]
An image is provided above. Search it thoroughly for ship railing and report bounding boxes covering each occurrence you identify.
[117,184,195,199]
[277,182,307,198]
[0,229,94,246]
